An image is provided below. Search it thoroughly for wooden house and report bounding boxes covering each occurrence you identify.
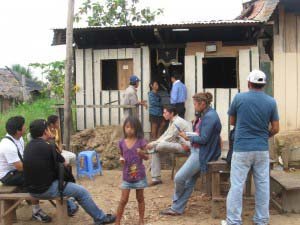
[53,19,265,140]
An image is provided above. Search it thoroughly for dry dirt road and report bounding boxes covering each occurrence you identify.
[15,170,300,225]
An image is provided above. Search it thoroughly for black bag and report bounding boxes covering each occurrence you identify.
[226,128,235,165]
[0,170,24,186]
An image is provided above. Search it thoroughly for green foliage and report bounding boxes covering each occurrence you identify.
[75,0,163,26]
[10,64,33,79]
[30,61,65,99]
[0,98,61,140]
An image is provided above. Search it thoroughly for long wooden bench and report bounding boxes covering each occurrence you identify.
[0,185,68,225]
[270,170,300,213]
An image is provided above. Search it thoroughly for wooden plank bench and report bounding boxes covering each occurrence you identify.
[207,159,275,218]
[0,186,68,225]
[270,170,300,213]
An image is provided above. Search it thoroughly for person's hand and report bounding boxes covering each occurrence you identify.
[119,156,125,164]
[179,131,189,141]
[140,100,148,109]
[145,143,153,150]
[181,144,190,152]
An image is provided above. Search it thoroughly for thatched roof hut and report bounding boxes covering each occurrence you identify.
[0,68,22,100]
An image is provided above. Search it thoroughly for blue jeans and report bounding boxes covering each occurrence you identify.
[31,180,106,223]
[226,151,270,225]
[171,147,200,214]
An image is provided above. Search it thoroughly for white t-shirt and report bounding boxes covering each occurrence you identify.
[0,134,24,179]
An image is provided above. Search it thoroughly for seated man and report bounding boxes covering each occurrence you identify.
[146,105,192,186]
[23,119,116,225]
[0,116,52,223]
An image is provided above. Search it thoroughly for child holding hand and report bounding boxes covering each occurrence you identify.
[116,116,149,225]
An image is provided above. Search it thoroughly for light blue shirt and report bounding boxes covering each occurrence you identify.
[228,90,279,152]
[170,80,187,104]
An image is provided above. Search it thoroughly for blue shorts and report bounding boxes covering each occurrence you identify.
[121,177,148,189]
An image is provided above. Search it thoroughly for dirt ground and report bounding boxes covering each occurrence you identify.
[14,169,300,225]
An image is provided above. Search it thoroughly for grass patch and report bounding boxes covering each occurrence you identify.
[0,98,61,139]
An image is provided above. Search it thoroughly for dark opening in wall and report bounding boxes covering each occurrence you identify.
[203,57,237,88]
[102,60,118,90]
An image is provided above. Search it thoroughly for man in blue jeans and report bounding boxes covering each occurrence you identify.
[222,70,279,225]
[23,119,116,225]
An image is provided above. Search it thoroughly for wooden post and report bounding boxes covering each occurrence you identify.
[64,0,75,151]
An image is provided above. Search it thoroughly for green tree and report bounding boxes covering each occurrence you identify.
[75,0,163,26]
[29,61,66,99]
[10,64,33,79]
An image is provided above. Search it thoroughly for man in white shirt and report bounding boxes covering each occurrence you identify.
[146,105,192,186]
[0,116,52,223]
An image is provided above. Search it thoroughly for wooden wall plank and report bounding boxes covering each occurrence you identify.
[196,52,204,93]
[108,49,118,59]
[274,6,286,131]
[110,91,119,125]
[84,49,94,128]
[184,55,196,122]
[285,13,297,130]
[142,46,151,133]
[101,91,109,126]
[125,48,133,58]
[251,46,260,70]
[132,48,142,120]
[117,48,126,59]
[75,49,84,130]
[93,50,101,126]
[216,89,229,140]
[239,49,251,92]
[297,16,300,129]
[100,49,109,60]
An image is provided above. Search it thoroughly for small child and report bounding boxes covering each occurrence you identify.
[115,116,149,225]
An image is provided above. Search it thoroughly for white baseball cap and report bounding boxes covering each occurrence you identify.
[247,70,266,84]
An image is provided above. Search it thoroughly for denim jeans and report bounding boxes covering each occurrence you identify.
[226,151,270,225]
[171,147,200,214]
[31,180,106,223]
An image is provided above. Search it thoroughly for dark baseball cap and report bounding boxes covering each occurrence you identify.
[129,75,140,83]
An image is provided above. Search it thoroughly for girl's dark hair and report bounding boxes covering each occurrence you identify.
[47,115,59,124]
[123,116,144,139]
[149,80,158,90]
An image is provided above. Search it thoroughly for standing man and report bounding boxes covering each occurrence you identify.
[222,70,279,225]
[146,105,192,186]
[123,75,147,119]
[170,72,187,118]
[0,116,52,223]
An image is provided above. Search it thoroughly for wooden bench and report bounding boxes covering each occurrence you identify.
[171,152,188,180]
[0,185,68,225]
[270,170,300,213]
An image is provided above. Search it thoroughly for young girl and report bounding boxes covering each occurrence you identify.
[116,116,149,225]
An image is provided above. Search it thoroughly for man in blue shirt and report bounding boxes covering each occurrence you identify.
[222,70,279,225]
[170,72,187,118]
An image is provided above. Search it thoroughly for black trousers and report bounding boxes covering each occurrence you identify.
[173,103,186,118]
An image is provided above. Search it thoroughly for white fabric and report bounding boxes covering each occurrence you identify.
[0,134,24,179]
[123,85,139,118]
[61,150,76,165]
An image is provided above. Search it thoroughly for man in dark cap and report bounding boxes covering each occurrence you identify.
[123,75,147,119]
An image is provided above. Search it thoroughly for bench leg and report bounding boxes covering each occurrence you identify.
[56,199,69,225]
[0,200,14,225]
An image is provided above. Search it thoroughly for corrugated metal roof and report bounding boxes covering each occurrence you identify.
[53,19,261,31]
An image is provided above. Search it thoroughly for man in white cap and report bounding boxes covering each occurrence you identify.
[222,70,279,225]
[123,75,147,119]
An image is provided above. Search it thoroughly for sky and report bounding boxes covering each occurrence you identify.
[0,0,244,78]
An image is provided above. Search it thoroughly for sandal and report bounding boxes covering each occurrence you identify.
[159,208,181,216]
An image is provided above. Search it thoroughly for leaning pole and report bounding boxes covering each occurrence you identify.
[64,0,75,151]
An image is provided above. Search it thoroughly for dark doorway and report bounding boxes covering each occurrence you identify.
[102,60,118,90]
[203,57,237,88]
